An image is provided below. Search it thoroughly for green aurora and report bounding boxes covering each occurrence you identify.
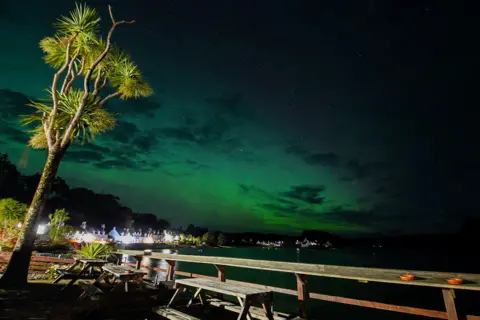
[1,0,474,235]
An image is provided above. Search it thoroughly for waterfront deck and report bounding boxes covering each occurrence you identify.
[117,249,480,320]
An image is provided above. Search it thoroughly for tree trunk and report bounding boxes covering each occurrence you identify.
[0,149,64,289]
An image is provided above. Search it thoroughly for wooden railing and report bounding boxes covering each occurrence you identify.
[116,249,480,320]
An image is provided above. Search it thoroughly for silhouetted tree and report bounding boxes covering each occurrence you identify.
[217,233,227,246]
[201,231,217,246]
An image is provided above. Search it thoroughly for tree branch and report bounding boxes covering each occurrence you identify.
[98,76,108,93]
[60,49,80,93]
[61,6,134,148]
[98,91,121,109]
[93,68,103,95]
[65,56,85,92]
[47,33,77,149]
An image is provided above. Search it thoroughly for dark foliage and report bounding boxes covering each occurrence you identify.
[0,153,168,230]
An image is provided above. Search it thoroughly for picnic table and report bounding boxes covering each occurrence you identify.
[156,278,275,320]
[77,263,146,300]
[52,257,106,290]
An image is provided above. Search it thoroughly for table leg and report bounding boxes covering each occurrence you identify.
[53,261,79,284]
[93,272,110,286]
[187,288,202,308]
[262,301,274,320]
[167,286,186,307]
[237,298,252,320]
[199,291,206,305]
[63,263,90,290]
[236,297,252,320]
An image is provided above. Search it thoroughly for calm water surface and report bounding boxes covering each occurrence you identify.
[136,247,479,319]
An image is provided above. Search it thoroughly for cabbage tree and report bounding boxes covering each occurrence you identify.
[0,4,152,288]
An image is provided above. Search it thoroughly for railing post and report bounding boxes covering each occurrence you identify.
[442,289,459,320]
[215,265,226,282]
[296,273,308,319]
[166,260,176,281]
[112,252,123,265]
[133,255,143,269]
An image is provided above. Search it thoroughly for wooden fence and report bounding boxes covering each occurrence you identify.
[116,249,480,320]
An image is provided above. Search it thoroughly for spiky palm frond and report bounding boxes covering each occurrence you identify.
[118,78,153,99]
[108,56,153,99]
[54,3,100,36]
[40,36,73,69]
[28,126,49,149]
[75,243,112,259]
[21,90,117,146]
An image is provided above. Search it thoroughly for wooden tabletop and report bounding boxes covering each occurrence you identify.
[175,278,272,299]
[101,263,146,279]
[75,258,107,265]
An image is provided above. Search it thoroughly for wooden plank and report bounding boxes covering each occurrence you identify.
[442,289,459,320]
[166,260,176,281]
[75,258,106,265]
[31,256,75,264]
[153,306,200,320]
[208,299,289,320]
[117,250,480,291]
[296,274,308,318]
[176,278,273,299]
[216,265,226,282]
[101,263,146,279]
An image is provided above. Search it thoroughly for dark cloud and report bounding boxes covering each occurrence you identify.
[94,157,161,171]
[345,159,392,180]
[131,132,158,153]
[304,153,340,166]
[65,135,160,171]
[0,125,28,144]
[282,185,326,205]
[0,89,31,118]
[64,150,106,164]
[205,93,254,120]
[356,197,371,204]
[157,115,247,159]
[239,183,327,220]
[111,98,162,117]
[159,127,197,143]
[108,121,140,143]
[184,159,210,171]
[285,144,340,167]
[374,186,387,194]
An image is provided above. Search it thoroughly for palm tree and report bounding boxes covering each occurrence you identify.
[0,3,152,288]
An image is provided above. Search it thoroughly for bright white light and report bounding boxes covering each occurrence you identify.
[174,235,180,241]
[164,232,173,242]
[144,236,154,244]
[82,233,95,243]
[117,234,134,244]
[36,224,46,235]
[17,222,22,228]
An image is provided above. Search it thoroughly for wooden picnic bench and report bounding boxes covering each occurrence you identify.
[158,278,275,320]
[53,257,106,290]
[78,263,146,300]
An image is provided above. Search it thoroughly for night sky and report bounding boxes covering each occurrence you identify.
[0,0,478,235]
